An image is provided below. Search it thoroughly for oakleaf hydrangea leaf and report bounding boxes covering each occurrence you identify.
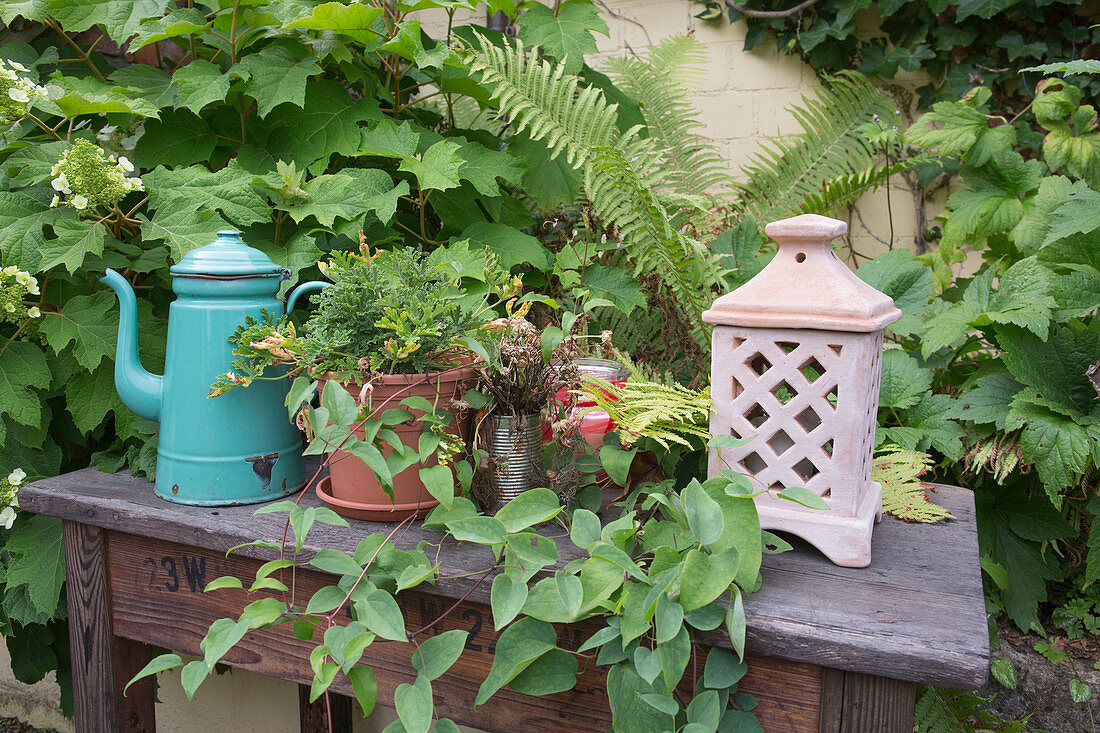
[232,40,322,118]
[517,3,608,74]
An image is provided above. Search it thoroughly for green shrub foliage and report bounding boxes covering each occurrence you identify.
[863,73,1100,629]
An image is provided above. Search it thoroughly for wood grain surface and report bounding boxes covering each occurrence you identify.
[23,469,988,688]
[63,521,156,733]
[107,532,823,732]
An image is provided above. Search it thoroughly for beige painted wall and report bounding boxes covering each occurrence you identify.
[0,3,931,731]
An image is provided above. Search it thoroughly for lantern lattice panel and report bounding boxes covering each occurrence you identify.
[710,328,884,517]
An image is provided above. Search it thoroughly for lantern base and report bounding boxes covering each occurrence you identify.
[754,481,882,568]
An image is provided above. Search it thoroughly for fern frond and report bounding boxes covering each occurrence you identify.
[798,154,933,215]
[461,33,723,356]
[602,36,734,198]
[580,379,712,450]
[914,685,1029,733]
[873,446,953,524]
[734,71,895,224]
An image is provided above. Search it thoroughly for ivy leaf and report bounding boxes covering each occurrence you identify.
[171,59,232,115]
[4,515,63,617]
[233,40,323,118]
[461,222,551,271]
[683,480,724,546]
[678,548,738,611]
[141,205,230,262]
[494,488,562,532]
[394,675,433,733]
[277,170,408,228]
[354,587,407,641]
[411,629,467,681]
[284,2,383,45]
[956,0,1018,21]
[399,140,463,192]
[38,219,107,273]
[265,80,382,174]
[517,3,608,74]
[475,617,557,705]
[144,161,269,228]
[491,573,529,630]
[879,350,932,410]
[38,292,117,371]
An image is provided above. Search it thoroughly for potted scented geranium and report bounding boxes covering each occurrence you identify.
[213,243,500,520]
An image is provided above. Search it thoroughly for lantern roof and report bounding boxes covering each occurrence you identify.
[703,214,902,332]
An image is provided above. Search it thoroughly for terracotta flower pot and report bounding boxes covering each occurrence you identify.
[314,368,475,521]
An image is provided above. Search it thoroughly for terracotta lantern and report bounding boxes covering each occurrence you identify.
[703,214,901,567]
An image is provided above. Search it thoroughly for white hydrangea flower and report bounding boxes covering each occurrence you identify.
[8,61,26,72]
[71,194,88,210]
[7,468,26,486]
[117,155,134,172]
[51,174,69,192]
[8,87,28,103]
[1,266,17,276]
[45,84,63,100]
[50,193,59,207]
[0,506,16,530]
[26,306,40,318]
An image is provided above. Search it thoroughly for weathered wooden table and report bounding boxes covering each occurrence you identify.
[20,469,988,733]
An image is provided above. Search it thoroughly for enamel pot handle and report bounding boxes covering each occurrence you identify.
[286,281,329,314]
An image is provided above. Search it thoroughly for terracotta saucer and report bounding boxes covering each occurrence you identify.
[315,476,435,522]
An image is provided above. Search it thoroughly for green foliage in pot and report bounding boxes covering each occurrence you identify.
[212,245,504,397]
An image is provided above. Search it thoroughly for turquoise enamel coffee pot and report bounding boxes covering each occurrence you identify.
[101,230,327,506]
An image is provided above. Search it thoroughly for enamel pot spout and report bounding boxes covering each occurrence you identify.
[100,268,163,422]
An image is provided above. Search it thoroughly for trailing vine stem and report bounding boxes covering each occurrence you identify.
[724,0,819,18]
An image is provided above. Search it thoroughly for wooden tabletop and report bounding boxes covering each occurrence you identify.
[20,468,989,689]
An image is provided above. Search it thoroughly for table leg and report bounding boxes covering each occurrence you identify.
[818,667,915,733]
[64,521,157,733]
[299,686,353,732]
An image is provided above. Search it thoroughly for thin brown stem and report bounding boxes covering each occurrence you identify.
[408,558,502,638]
[724,0,819,18]
[45,18,107,82]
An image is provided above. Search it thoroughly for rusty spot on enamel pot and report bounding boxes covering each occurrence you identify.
[171,484,179,495]
[244,453,279,490]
